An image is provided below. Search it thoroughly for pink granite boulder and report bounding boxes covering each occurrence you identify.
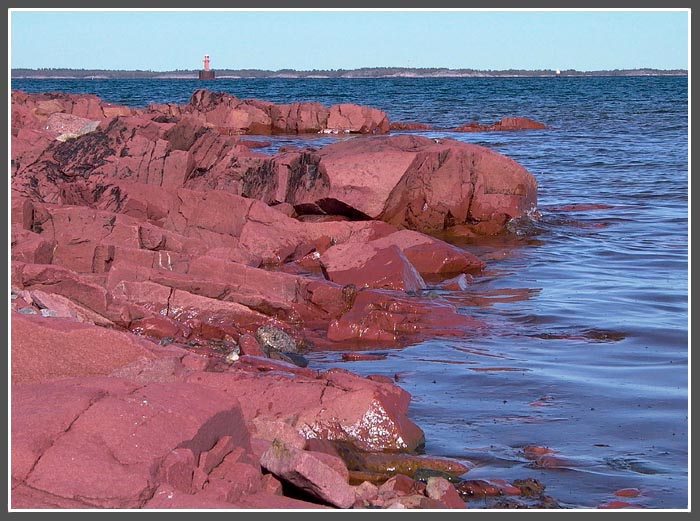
[273,134,537,236]
[320,242,426,292]
[325,103,390,134]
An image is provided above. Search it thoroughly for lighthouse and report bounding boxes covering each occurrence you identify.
[198,54,215,80]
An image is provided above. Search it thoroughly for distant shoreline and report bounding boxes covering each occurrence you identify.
[11,67,688,80]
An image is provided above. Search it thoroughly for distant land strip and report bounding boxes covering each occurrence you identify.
[11,67,688,79]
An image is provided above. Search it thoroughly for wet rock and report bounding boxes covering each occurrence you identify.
[614,488,641,498]
[425,477,467,509]
[367,229,484,275]
[414,468,465,484]
[320,242,426,292]
[338,450,471,480]
[452,117,548,132]
[512,478,546,497]
[455,479,504,498]
[377,474,425,498]
[327,289,485,345]
[436,273,473,291]
[341,353,388,362]
[326,103,390,134]
[389,121,435,131]
[268,350,309,368]
[271,102,329,134]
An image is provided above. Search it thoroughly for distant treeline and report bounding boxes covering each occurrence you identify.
[11,67,689,79]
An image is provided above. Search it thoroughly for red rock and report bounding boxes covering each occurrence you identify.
[548,203,616,212]
[44,112,99,140]
[11,379,137,490]
[383,494,450,509]
[239,333,265,357]
[378,474,423,497]
[533,454,576,468]
[16,263,133,325]
[236,355,319,378]
[271,102,329,134]
[455,480,502,497]
[102,103,132,118]
[276,135,537,236]
[485,478,521,496]
[184,256,298,316]
[327,289,485,346]
[203,458,262,502]
[425,477,467,509]
[260,439,356,508]
[186,367,424,453]
[11,484,102,509]
[326,103,390,134]
[144,485,228,508]
[341,353,388,362]
[198,435,237,474]
[19,381,251,508]
[614,488,641,498]
[181,353,217,372]
[437,273,473,291]
[192,466,209,491]
[260,473,284,495]
[497,117,548,130]
[160,448,196,493]
[234,491,331,509]
[129,314,187,341]
[11,313,157,384]
[523,445,556,457]
[307,450,350,483]
[11,193,34,229]
[28,289,116,327]
[320,242,426,292]
[369,229,485,275]
[389,121,434,131]
[304,438,341,457]
[354,480,380,503]
[167,286,268,333]
[366,374,395,385]
[252,418,308,450]
[452,117,547,132]
[11,226,55,264]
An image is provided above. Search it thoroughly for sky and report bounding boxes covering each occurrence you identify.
[9,9,690,72]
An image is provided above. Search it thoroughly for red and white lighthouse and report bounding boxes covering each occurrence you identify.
[198,54,215,80]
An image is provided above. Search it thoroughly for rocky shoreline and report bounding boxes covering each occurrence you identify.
[10,89,561,509]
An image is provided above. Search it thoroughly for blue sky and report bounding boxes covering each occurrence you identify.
[9,9,689,71]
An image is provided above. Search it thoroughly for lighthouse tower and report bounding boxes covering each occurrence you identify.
[198,54,215,80]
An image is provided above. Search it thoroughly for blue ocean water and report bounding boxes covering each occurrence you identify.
[12,77,689,509]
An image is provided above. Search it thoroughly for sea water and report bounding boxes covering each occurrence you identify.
[11,76,689,508]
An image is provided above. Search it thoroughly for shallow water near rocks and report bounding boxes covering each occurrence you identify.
[13,76,689,509]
